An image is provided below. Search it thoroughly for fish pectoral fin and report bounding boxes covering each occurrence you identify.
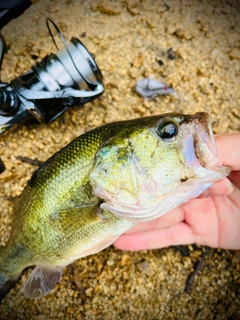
[24,265,63,299]
[88,234,119,255]
[75,234,120,259]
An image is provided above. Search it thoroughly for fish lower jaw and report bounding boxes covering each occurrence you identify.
[99,165,230,223]
[100,184,203,223]
[100,201,160,223]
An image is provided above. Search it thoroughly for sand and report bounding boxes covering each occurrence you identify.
[0,0,240,319]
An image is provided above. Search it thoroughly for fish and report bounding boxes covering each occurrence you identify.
[0,112,230,302]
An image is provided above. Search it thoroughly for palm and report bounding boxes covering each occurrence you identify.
[114,173,240,251]
[180,171,240,249]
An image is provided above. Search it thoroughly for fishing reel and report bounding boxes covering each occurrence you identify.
[0,19,104,134]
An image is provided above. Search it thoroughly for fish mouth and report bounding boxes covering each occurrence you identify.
[193,113,217,168]
[180,112,230,177]
[192,113,230,176]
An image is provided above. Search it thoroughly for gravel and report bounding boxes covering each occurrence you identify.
[0,0,240,319]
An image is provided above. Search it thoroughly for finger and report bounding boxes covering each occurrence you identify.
[199,177,233,198]
[229,171,240,190]
[213,184,240,249]
[215,134,240,171]
[114,222,194,251]
[226,177,240,211]
[181,197,219,248]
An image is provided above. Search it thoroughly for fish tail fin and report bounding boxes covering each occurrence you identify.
[0,272,20,303]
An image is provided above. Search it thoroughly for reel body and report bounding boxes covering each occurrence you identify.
[0,19,104,133]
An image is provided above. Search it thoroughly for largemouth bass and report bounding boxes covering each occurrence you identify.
[0,112,230,301]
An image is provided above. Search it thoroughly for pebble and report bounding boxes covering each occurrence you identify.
[229,48,240,60]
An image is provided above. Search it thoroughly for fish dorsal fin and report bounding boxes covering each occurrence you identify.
[24,265,63,299]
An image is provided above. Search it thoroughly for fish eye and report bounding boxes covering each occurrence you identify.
[156,119,178,140]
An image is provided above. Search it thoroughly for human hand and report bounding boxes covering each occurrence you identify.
[114,134,240,251]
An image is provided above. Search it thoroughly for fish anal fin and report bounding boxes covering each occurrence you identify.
[24,265,63,299]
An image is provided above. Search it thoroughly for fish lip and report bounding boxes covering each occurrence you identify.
[180,112,228,175]
[193,113,217,168]
[179,112,215,169]
[178,112,208,126]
